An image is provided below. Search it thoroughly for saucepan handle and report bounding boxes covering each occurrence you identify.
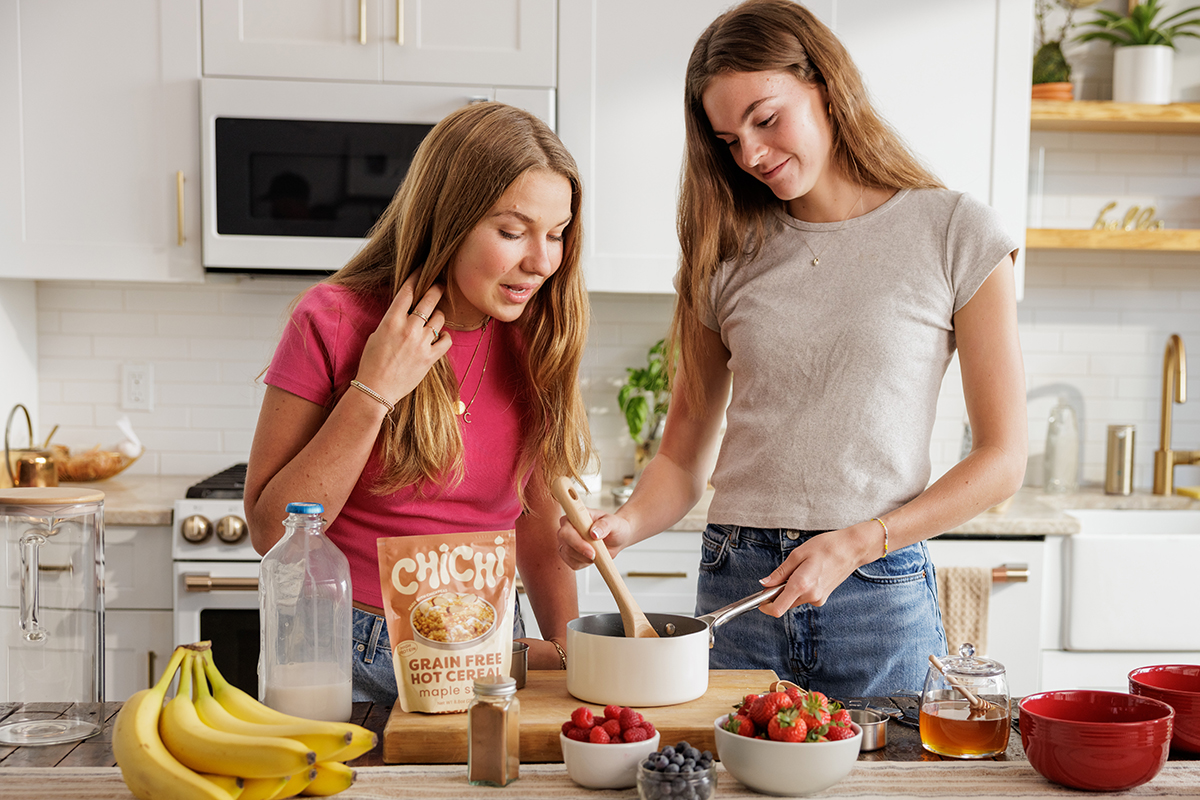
[697,584,785,647]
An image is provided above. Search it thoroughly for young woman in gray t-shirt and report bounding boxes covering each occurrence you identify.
[556,0,1026,698]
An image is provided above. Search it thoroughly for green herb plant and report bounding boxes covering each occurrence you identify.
[1074,0,1200,48]
[617,339,669,449]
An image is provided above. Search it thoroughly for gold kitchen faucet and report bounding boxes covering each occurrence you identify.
[1154,334,1200,495]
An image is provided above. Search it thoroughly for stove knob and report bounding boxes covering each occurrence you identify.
[215,515,248,544]
[180,514,213,544]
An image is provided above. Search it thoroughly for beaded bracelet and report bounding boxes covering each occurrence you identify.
[549,639,567,670]
[872,517,889,557]
[350,380,394,414]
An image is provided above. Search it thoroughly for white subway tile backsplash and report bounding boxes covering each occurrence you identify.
[61,311,155,336]
[37,283,123,311]
[93,336,188,359]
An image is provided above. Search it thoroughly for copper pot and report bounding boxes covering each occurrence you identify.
[5,404,57,488]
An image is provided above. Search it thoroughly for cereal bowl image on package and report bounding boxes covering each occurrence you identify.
[411,591,498,650]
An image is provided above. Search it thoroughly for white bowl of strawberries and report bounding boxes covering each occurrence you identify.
[713,687,862,796]
[560,704,661,789]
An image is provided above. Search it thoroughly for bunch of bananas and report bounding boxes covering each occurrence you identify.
[112,643,377,800]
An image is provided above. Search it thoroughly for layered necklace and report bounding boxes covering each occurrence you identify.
[454,318,493,423]
[798,188,865,267]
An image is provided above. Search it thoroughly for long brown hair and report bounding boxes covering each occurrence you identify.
[672,0,944,410]
[329,102,592,502]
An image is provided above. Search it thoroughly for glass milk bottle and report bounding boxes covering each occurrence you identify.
[259,502,352,721]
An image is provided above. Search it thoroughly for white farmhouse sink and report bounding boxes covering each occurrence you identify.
[1063,509,1200,651]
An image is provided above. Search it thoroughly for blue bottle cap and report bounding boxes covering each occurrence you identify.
[285,502,324,515]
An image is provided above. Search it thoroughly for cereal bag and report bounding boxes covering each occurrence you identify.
[378,529,515,713]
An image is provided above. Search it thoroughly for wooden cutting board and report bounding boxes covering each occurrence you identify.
[382,669,776,764]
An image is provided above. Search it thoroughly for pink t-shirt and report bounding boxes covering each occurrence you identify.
[264,283,526,607]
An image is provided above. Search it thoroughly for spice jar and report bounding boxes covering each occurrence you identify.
[467,675,519,786]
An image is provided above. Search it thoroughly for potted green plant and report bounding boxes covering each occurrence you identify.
[617,339,670,476]
[1074,0,1200,104]
[1033,0,1088,101]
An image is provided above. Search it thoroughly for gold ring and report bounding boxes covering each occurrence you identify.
[412,311,430,323]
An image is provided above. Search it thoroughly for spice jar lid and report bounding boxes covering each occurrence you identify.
[473,675,517,697]
[941,642,1005,677]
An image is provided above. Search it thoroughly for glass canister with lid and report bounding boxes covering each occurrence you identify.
[0,487,105,745]
[919,643,1011,758]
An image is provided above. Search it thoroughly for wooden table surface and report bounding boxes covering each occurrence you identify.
[2,695,1197,769]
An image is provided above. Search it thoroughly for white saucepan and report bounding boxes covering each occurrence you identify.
[566,584,784,707]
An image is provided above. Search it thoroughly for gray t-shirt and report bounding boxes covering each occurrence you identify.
[699,188,1017,530]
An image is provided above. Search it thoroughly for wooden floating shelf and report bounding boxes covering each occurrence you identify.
[1030,100,1200,135]
[1027,228,1200,252]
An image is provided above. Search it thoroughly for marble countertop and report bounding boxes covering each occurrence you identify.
[71,474,1200,533]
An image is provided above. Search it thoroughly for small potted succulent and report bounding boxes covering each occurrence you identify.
[1033,0,1096,100]
[1074,0,1200,104]
[617,338,670,478]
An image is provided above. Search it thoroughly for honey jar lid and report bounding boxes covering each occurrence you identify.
[941,642,1005,677]
[0,487,105,506]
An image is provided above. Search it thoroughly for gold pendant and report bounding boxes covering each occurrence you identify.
[812,257,819,266]
[454,400,466,416]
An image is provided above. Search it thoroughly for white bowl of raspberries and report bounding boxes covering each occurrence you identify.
[560,704,661,789]
[713,686,862,796]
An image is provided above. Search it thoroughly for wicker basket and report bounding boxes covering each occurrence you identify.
[51,445,143,482]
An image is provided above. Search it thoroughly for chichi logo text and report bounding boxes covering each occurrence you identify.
[390,536,508,595]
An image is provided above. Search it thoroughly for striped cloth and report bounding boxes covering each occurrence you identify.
[2,762,1198,799]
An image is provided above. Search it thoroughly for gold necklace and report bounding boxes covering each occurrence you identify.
[800,188,864,267]
[454,319,493,422]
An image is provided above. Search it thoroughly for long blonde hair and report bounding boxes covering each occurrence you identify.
[329,102,592,501]
[672,0,944,410]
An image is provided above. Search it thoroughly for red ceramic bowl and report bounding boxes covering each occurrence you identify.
[1129,664,1200,753]
[1019,690,1174,792]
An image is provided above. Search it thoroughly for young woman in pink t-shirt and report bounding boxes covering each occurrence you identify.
[245,103,592,707]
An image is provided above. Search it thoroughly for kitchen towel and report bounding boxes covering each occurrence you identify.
[935,566,991,656]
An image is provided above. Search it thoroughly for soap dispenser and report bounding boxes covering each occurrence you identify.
[1044,398,1079,494]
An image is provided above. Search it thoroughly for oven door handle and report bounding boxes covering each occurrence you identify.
[184,573,259,592]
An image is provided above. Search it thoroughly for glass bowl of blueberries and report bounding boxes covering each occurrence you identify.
[637,741,716,800]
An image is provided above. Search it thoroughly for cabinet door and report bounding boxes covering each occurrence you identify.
[0,0,202,282]
[577,532,701,616]
[106,609,174,702]
[925,538,1047,699]
[382,0,555,87]
[202,0,384,81]
[105,526,173,611]
[559,0,1029,295]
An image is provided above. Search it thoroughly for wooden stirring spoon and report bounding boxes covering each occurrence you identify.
[551,476,659,639]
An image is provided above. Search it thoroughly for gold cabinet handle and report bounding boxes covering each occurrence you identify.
[147,650,157,689]
[176,171,185,246]
[991,563,1029,583]
[626,571,689,579]
[396,0,404,45]
[184,573,259,592]
[359,0,367,44]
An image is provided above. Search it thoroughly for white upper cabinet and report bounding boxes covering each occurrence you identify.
[0,0,203,282]
[202,0,556,87]
[559,0,1031,295]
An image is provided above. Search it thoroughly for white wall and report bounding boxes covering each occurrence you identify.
[0,280,39,449]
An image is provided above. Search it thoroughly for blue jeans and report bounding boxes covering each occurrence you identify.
[697,524,946,699]
[352,594,527,708]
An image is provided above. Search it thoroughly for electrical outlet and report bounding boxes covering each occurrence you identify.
[121,362,154,411]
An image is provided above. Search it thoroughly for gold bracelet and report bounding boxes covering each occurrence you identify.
[872,517,889,557]
[549,639,567,670]
[349,379,394,414]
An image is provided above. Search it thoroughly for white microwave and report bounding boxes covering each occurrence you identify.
[200,78,554,274]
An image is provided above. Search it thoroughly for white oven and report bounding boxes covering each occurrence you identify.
[200,77,553,274]
[172,467,261,696]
